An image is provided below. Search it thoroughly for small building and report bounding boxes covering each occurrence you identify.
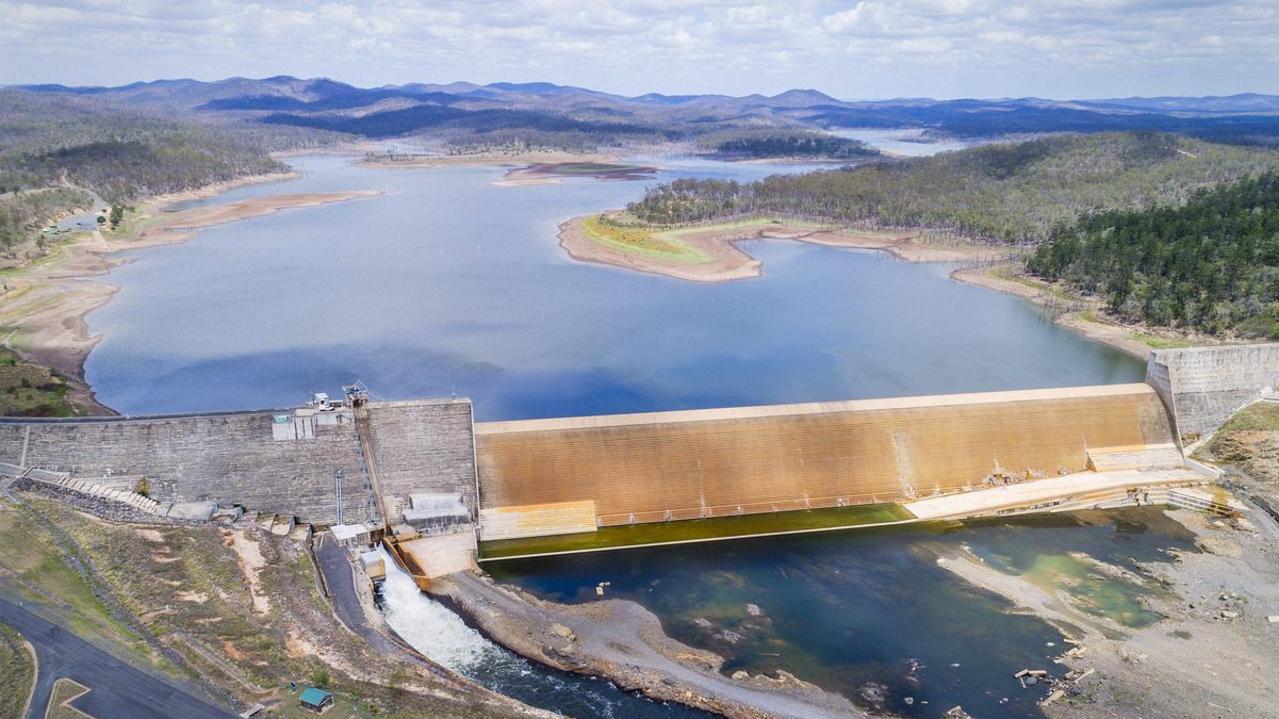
[359,550,386,582]
[299,687,334,713]
[330,523,371,548]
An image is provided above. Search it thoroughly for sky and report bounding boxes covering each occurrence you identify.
[1,0,1276,100]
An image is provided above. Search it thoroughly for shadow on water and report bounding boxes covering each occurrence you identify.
[487,507,1199,719]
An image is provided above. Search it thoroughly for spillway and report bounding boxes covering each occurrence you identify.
[474,384,1175,538]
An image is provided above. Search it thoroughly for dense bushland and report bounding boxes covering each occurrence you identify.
[627,133,1279,241]
[1028,172,1279,337]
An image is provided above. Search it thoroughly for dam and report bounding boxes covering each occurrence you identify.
[1,345,1274,563]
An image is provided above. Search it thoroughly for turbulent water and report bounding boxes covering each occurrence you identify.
[378,548,712,719]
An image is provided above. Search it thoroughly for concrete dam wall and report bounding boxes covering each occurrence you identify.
[0,398,476,525]
[1147,344,1279,442]
[474,384,1175,533]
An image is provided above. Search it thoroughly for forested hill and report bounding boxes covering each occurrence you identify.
[0,90,288,258]
[1028,172,1279,337]
[626,133,1279,242]
[0,91,286,203]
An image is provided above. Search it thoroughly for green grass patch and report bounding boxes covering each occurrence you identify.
[1217,402,1279,433]
[0,347,74,417]
[579,214,709,262]
[1133,332,1197,350]
[480,503,913,560]
[0,623,35,718]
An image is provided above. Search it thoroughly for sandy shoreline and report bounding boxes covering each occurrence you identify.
[949,263,1219,361]
[931,504,1279,718]
[0,174,379,414]
[558,213,1216,361]
[558,214,1007,283]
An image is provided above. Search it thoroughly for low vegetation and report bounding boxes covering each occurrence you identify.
[0,623,35,719]
[0,347,75,417]
[0,492,534,719]
[627,133,1279,240]
[580,213,707,261]
[1029,172,1279,336]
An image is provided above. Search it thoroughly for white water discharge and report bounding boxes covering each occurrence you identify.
[377,548,708,719]
[378,547,494,669]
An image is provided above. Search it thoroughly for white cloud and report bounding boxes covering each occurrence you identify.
[0,0,1276,98]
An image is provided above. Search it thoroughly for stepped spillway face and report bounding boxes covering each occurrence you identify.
[474,384,1175,531]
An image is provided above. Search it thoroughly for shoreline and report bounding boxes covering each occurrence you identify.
[430,570,863,719]
[931,503,1279,718]
[558,214,1008,283]
[360,150,622,171]
[0,172,380,415]
[558,213,1215,360]
[949,262,1216,361]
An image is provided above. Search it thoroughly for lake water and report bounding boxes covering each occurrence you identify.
[82,148,1155,718]
[84,154,1140,418]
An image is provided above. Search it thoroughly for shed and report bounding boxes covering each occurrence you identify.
[330,523,370,548]
[360,550,386,582]
[299,686,334,713]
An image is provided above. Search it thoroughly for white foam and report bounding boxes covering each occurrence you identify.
[378,547,495,670]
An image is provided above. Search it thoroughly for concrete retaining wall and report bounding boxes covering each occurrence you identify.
[0,398,477,526]
[1147,344,1279,441]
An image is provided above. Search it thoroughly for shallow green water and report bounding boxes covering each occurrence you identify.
[489,507,1198,718]
[479,503,914,559]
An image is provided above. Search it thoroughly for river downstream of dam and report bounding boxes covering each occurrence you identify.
[80,144,1160,718]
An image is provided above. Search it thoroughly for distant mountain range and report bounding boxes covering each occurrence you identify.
[10,77,1279,146]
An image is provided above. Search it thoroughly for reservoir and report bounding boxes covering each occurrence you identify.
[80,150,1156,718]
[83,154,1141,418]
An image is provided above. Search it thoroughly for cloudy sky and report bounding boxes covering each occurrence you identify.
[1,0,1275,99]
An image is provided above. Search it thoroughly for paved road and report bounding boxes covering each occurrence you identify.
[0,598,235,719]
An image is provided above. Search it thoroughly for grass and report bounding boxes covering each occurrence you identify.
[0,346,74,416]
[264,686,375,719]
[0,622,35,719]
[46,678,92,719]
[0,500,148,656]
[1133,332,1197,350]
[579,214,837,264]
[1217,402,1279,433]
[480,503,913,560]
[579,214,709,262]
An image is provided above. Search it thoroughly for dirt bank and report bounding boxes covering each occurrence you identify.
[951,263,1219,361]
[933,503,1279,719]
[0,177,379,414]
[430,570,863,719]
[558,215,1005,283]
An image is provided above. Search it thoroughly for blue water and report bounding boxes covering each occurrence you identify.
[79,151,1157,718]
[84,155,1140,418]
